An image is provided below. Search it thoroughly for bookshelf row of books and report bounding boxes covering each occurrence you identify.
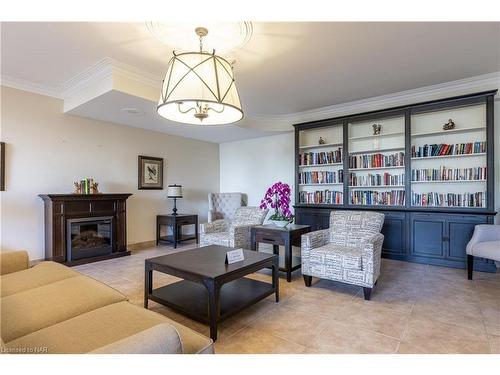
[411,166,487,182]
[350,190,406,206]
[411,192,486,208]
[299,148,343,165]
[298,190,343,204]
[348,152,405,169]
[298,170,344,184]
[349,172,405,187]
[411,142,486,158]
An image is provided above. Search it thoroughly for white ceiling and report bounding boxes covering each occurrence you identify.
[2,22,500,142]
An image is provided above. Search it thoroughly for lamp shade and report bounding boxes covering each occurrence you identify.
[167,184,183,198]
[157,51,243,125]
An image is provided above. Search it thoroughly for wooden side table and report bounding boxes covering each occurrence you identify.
[156,214,198,249]
[250,224,311,282]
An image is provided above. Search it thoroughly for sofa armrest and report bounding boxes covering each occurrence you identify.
[467,225,500,255]
[0,251,29,275]
[360,233,385,283]
[89,323,183,354]
[230,224,255,249]
[301,229,330,252]
[200,220,228,234]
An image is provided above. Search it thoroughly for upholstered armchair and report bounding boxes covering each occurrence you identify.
[466,224,500,280]
[301,210,385,300]
[208,193,246,223]
[200,206,268,250]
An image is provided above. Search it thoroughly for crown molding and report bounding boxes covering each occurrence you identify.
[1,75,62,98]
[251,71,500,125]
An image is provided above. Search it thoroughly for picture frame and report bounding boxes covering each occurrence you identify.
[0,142,5,191]
[138,155,163,190]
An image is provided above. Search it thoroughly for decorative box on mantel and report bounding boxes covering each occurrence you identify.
[39,193,132,266]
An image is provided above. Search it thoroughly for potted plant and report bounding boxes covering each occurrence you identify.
[259,182,294,227]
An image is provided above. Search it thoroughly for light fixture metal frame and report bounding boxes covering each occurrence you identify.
[157,50,244,125]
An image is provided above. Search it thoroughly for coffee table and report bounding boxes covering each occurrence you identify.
[144,245,279,341]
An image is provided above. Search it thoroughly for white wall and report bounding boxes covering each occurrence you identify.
[219,133,295,209]
[0,86,220,260]
[221,98,500,224]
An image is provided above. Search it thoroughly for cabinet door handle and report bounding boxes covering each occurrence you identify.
[442,236,450,242]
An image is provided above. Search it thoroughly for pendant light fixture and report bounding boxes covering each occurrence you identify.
[157,27,244,125]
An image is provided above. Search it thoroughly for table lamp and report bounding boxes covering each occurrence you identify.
[167,184,183,215]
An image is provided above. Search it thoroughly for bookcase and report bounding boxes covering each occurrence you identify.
[294,90,497,272]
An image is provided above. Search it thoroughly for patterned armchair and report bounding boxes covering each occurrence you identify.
[200,206,268,250]
[301,210,385,300]
[208,193,246,223]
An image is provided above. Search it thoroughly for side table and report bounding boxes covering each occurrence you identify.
[250,224,311,282]
[156,214,198,249]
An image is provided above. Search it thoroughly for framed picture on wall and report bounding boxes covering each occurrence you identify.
[0,142,5,191]
[138,155,163,190]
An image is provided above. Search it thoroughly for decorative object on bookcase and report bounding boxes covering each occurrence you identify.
[443,119,456,131]
[73,178,99,194]
[259,182,294,227]
[318,137,326,145]
[138,155,164,190]
[372,123,382,135]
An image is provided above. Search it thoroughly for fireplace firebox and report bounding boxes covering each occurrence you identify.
[67,217,113,261]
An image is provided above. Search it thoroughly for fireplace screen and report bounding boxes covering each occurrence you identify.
[67,217,113,261]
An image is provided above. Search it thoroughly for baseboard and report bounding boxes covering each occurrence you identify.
[128,240,157,252]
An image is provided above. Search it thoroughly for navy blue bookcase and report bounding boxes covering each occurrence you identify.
[293,90,497,272]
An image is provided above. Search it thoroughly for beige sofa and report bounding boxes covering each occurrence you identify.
[0,251,214,354]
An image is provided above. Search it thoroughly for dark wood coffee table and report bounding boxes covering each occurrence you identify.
[250,224,312,282]
[144,245,279,341]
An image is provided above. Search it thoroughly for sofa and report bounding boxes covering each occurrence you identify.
[466,224,500,279]
[0,251,214,354]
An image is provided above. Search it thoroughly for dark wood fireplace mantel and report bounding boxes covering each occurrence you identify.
[39,193,132,266]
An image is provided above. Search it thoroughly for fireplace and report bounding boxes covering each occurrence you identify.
[67,216,113,261]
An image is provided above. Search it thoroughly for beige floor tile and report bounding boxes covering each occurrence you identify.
[332,300,410,339]
[411,297,485,331]
[401,316,490,353]
[214,326,306,354]
[67,244,496,354]
[247,305,330,347]
[307,320,400,353]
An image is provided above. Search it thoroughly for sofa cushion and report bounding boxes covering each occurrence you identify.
[5,301,213,354]
[0,251,29,275]
[470,240,500,261]
[1,275,127,343]
[1,261,80,297]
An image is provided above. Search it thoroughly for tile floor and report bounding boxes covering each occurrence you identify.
[74,243,500,354]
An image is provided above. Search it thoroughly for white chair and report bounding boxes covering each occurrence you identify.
[466,224,500,279]
[207,193,246,223]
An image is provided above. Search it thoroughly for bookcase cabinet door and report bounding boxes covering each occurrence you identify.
[381,211,406,256]
[410,213,447,258]
[295,208,330,231]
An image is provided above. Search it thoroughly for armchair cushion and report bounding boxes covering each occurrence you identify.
[199,220,228,234]
[329,210,384,245]
[468,241,500,261]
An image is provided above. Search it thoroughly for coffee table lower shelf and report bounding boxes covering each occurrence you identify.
[149,277,274,324]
